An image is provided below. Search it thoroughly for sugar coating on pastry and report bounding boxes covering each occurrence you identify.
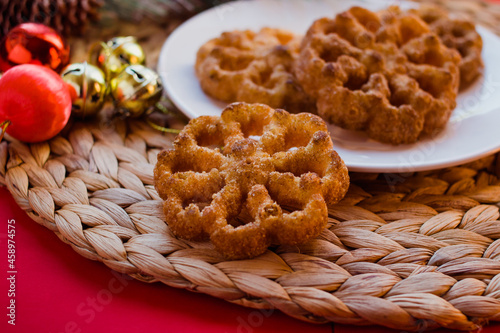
[154,103,349,259]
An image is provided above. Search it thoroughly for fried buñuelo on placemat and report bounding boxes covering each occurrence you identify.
[408,4,483,90]
[195,28,315,113]
[153,102,349,259]
[295,6,461,145]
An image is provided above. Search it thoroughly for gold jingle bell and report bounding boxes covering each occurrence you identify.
[89,36,146,78]
[61,62,107,118]
[110,64,163,118]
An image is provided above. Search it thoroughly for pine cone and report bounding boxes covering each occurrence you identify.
[0,0,103,38]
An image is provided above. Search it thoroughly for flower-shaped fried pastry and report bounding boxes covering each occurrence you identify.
[195,28,315,113]
[295,6,461,144]
[154,103,349,259]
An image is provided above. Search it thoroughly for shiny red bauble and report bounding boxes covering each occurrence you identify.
[0,64,72,142]
[0,23,70,73]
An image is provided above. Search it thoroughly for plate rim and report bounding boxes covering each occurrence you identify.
[158,0,500,173]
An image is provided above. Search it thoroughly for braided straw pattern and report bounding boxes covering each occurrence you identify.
[2,117,500,330]
[2,0,500,330]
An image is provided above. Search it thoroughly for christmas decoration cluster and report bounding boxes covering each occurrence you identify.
[0,22,167,143]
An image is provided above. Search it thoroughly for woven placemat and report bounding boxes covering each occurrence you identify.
[2,0,500,331]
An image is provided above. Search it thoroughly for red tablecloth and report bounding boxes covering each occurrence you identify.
[1,186,499,333]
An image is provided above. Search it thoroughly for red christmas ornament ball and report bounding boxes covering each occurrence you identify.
[0,64,72,142]
[0,23,70,73]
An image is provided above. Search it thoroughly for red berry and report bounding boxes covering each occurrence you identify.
[0,64,71,142]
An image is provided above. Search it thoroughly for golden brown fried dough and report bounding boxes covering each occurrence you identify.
[409,4,483,90]
[295,6,461,144]
[154,103,349,259]
[195,28,315,113]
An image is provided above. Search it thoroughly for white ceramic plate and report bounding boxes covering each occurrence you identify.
[158,0,500,173]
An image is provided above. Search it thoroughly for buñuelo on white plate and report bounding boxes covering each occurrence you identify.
[157,0,500,173]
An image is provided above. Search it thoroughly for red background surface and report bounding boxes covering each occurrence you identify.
[1,186,500,333]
